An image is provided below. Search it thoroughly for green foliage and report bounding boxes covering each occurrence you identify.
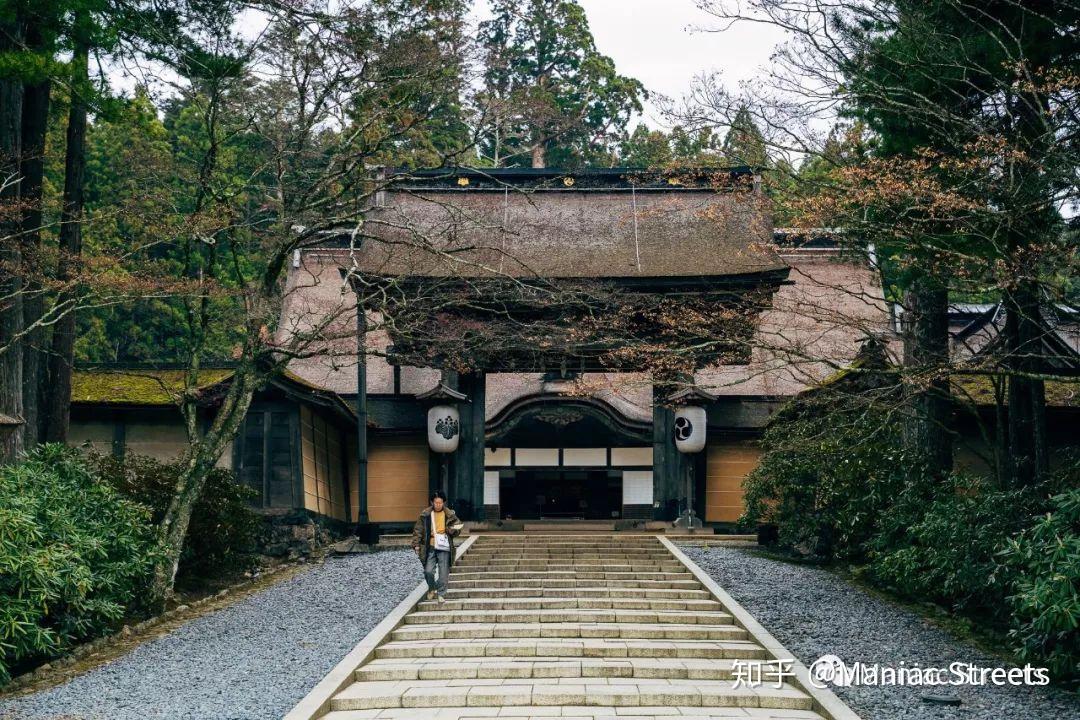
[0,445,160,685]
[365,0,473,167]
[90,453,261,583]
[748,384,1080,684]
[742,389,917,558]
[619,124,725,168]
[477,0,645,167]
[1002,488,1080,683]
[721,107,767,167]
[867,479,1034,614]
[70,86,263,363]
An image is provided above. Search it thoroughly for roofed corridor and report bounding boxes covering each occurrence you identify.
[304,534,856,720]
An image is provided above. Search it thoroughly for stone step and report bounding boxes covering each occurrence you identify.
[465,545,667,551]
[471,544,664,549]
[390,622,746,642]
[448,571,694,581]
[449,578,702,590]
[417,596,725,611]
[469,544,665,549]
[459,554,675,562]
[322,708,826,720]
[519,521,619,531]
[462,553,672,559]
[454,564,687,573]
[476,535,659,540]
[372,638,768,661]
[445,586,713,600]
[475,535,660,541]
[329,678,814,712]
[455,557,682,569]
[357,656,747,682]
[323,708,826,720]
[464,539,656,546]
[468,552,669,557]
[475,539,665,546]
[403,609,733,626]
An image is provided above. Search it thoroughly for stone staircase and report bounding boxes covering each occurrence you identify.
[319,535,834,719]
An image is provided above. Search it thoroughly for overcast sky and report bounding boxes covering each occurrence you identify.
[117,0,789,131]
[568,0,786,127]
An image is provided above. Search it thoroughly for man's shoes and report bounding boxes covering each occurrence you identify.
[426,590,436,600]
[437,595,446,604]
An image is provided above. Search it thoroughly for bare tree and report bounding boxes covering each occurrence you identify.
[672,0,1079,486]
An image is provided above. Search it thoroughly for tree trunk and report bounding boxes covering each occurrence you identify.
[148,374,256,610]
[901,274,953,478]
[0,17,25,462]
[43,39,89,444]
[531,142,545,168]
[1001,87,1051,489]
[149,455,217,608]
[1003,278,1048,487]
[19,57,50,448]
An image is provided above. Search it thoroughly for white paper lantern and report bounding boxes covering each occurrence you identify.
[427,405,460,453]
[673,405,707,453]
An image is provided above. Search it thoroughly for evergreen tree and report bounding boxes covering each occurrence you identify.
[720,107,767,167]
[475,0,645,168]
[619,125,673,167]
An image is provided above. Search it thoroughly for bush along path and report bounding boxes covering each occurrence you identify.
[0,550,422,720]
[680,545,1080,720]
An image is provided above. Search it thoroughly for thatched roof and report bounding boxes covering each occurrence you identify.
[353,186,783,280]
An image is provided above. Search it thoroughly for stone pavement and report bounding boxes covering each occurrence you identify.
[310,535,852,720]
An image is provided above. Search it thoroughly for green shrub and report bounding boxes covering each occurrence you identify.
[741,393,921,559]
[746,381,1080,684]
[1001,488,1080,684]
[0,445,160,685]
[867,477,1033,615]
[90,453,261,584]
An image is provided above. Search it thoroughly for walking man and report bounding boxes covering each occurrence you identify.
[411,491,463,603]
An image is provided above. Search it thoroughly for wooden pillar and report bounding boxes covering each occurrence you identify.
[355,296,369,526]
[111,412,126,459]
[456,370,486,520]
[651,384,691,522]
[652,388,675,520]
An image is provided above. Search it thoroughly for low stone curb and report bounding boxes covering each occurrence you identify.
[283,534,480,720]
[659,536,862,720]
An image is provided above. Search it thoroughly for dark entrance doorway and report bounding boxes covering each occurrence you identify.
[499,470,621,520]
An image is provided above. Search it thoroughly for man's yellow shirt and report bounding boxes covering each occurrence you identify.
[430,509,446,542]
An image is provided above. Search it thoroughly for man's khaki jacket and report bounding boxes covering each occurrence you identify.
[410,505,463,566]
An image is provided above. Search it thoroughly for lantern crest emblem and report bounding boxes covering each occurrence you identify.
[673,415,694,442]
[435,414,459,440]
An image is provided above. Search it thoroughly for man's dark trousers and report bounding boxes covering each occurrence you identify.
[424,548,451,597]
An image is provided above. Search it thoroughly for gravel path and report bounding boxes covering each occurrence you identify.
[681,545,1080,720]
[0,549,422,720]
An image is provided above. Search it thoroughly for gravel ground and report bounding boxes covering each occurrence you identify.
[681,545,1080,720]
[0,549,422,720]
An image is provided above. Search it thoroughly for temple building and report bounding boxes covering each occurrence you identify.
[67,167,1079,533]
[274,167,888,530]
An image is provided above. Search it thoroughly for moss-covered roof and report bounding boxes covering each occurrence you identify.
[952,374,1080,408]
[810,363,1080,408]
[71,369,234,405]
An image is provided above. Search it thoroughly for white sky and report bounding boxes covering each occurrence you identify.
[570,0,786,127]
[115,0,788,130]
